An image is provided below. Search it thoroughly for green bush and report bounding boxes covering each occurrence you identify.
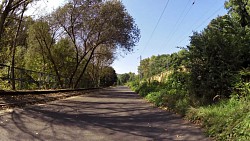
[128,80,161,97]
[186,86,250,140]
[145,87,190,115]
[131,72,191,115]
[0,80,11,90]
[127,80,140,92]
[146,89,166,107]
[137,81,160,97]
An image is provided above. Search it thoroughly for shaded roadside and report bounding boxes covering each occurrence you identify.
[0,89,98,109]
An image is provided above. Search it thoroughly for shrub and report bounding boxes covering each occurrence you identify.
[145,87,191,115]
[146,89,166,107]
[186,90,250,140]
[136,80,160,97]
[127,80,140,92]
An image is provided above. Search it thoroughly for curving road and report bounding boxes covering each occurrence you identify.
[0,86,211,141]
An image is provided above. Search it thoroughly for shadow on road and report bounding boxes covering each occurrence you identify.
[0,86,210,141]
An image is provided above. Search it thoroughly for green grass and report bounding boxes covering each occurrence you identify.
[186,95,250,141]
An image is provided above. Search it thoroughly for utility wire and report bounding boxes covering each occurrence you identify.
[176,0,221,43]
[178,5,224,44]
[169,0,192,33]
[163,0,195,49]
[141,0,170,54]
[156,0,191,53]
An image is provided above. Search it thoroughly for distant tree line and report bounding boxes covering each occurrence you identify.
[117,72,137,85]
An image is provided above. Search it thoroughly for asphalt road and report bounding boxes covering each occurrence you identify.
[0,86,211,141]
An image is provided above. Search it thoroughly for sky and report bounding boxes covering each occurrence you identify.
[112,0,228,74]
[22,0,228,74]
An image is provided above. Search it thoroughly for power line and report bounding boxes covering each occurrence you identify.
[193,5,224,31]
[178,5,224,44]
[176,0,221,44]
[163,0,195,49]
[170,0,192,32]
[141,0,170,54]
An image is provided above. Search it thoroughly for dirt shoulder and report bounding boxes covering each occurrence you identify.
[0,89,95,109]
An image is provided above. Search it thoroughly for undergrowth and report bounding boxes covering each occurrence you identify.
[128,71,191,115]
[187,82,250,140]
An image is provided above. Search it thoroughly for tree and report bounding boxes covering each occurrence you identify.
[0,0,140,90]
[51,38,75,78]
[137,52,187,79]
[27,20,64,87]
[51,0,140,88]
[10,1,30,90]
[187,15,250,103]
[100,66,117,87]
[118,73,130,85]
[225,0,250,27]
[87,44,115,87]
[0,0,37,90]
[138,58,150,78]
[0,0,37,45]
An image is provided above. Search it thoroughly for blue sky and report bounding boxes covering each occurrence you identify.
[112,0,228,74]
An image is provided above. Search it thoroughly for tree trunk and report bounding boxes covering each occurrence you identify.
[0,0,14,41]
[40,38,63,88]
[68,46,93,88]
[10,2,26,90]
[74,46,97,88]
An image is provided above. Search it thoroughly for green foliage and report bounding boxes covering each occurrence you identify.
[118,73,130,85]
[117,72,137,85]
[129,71,191,115]
[52,38,75,77]
[186,85,250,140]
[234,81,250,98]
[240,68,250,82]
[1,0,140,90]
[127,79,140,91]
[100,66,117,87]
[51,0,140,88]
[134,80,161,97]
[138,50,189,79]
[146,91,165,107]
[188,15,250,103]
[25,20,54,73]
[225,0,250,27]
[0,80,10,90]
[159,73,190,114]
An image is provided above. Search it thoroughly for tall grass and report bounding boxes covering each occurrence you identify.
[187,95,250,140]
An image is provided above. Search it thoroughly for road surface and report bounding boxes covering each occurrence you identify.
[0,86,211,141]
